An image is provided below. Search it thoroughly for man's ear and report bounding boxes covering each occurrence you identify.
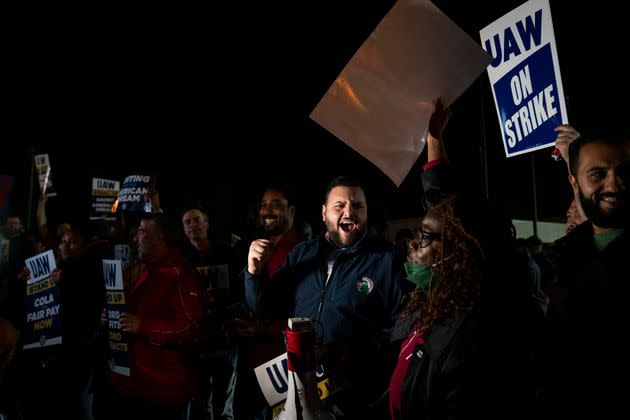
[321,204,326,222]
[569,174,579,193]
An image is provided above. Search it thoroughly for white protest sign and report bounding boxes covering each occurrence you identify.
[311,0,490,186]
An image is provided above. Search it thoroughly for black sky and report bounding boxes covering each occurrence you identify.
[3,1,628,234]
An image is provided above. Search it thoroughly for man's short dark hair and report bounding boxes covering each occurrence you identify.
[180,207,208,223]
[526,235,542,247]
[140,213,178,245]
[263,184,296,208]
[324,176,364,204]
[569,135,630,177]
[65,219,95,242]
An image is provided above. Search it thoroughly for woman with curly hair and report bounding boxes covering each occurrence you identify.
[388,99,542,420]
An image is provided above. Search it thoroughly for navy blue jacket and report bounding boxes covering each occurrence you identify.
[245,231,405,418]
[245,231,404,346]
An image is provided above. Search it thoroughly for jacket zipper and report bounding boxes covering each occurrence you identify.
[400,330,419,360]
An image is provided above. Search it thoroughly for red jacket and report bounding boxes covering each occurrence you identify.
[266,228,301,277]
[111,252,204,404]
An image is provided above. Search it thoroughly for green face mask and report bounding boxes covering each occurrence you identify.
[404,262,434,290]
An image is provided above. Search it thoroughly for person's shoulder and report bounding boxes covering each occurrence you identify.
[167,251,201,277]
[177,239,196,254]
[290,236,320,256]
[554,221,593,249]
[173,261,205,292]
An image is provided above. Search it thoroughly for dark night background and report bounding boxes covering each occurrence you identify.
[3,1,628,237]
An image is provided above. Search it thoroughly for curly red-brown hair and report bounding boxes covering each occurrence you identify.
[403,195,490,335]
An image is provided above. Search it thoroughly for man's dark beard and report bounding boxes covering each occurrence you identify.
[578,188,628,228]
[260,217,286,237]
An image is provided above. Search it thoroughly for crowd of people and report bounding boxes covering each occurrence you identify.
[1,99,628,420]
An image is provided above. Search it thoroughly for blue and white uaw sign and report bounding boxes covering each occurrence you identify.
[255,353,289,407]
[480,0,568,157]
[103,259,130,376]
[255,353,341,410]
[117,174,155,213]
[23,250,62,349]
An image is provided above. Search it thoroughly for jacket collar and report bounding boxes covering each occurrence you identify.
[316,229,374,255]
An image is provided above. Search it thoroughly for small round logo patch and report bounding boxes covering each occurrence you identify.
[357,276,374,295]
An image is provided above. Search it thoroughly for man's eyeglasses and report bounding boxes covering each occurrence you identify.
[411,230,441,249]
